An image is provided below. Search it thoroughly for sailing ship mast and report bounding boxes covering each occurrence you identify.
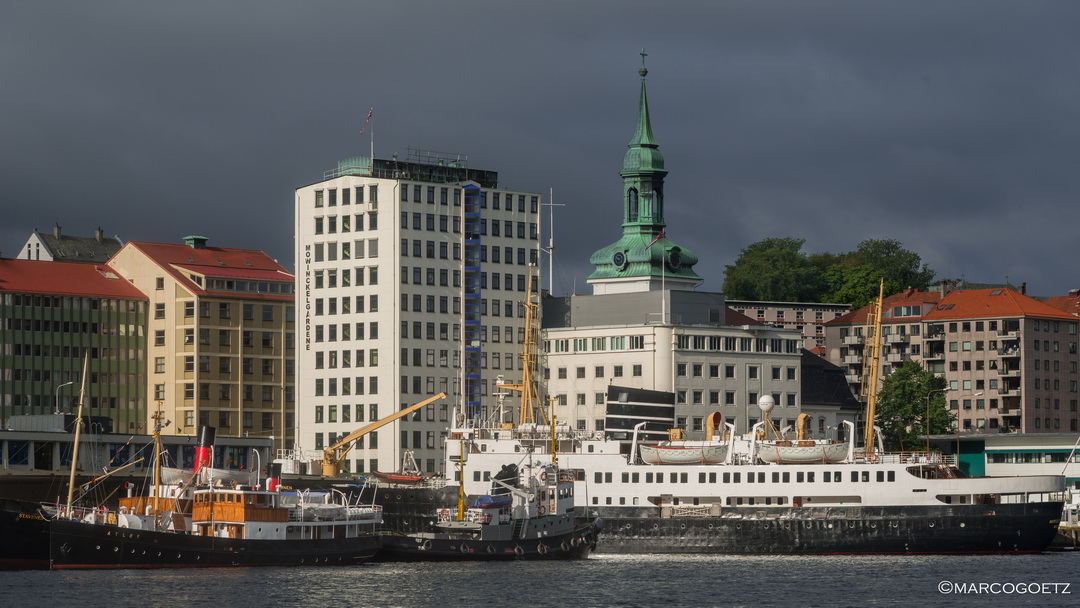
[860,279,885,455]
[65,353,90,514]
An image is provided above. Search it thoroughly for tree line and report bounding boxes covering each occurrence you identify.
[722,237,936,310]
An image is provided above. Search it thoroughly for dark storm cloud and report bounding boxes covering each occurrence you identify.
[2,1,1078,295]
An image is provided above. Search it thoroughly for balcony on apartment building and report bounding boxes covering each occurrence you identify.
[842,334,865,346]
[885,352,906,363]
[922,349,945,360]
[842,354,863,365]
[884,333,909,344]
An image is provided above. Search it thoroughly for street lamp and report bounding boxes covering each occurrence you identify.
[925,387,951,454]
[54,381,75,415]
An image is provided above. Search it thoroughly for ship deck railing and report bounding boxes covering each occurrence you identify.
[856,451,957,466]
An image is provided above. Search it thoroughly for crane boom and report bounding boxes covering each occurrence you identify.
[321,393,446,477]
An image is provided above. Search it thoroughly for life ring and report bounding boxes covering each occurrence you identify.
[571,537,581,547]
[537,505,546,516]
[486,544,496,554]
[560,541,570,552]
[514,545,524,556]
[537,543,548,555]
[421,539,432,551]
[540,471,547,482]
[459,543,469,554]
[439,508,450,519]
[867,454,879,463]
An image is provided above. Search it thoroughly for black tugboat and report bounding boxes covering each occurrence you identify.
[378,462,602,561]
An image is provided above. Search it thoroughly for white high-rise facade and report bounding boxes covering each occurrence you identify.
[295,154,540,474]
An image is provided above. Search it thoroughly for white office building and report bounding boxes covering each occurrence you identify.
[294,151,540,474]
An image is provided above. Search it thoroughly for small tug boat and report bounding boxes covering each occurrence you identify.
[378,461,602,561]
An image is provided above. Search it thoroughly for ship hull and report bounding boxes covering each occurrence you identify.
[47,519,380,569]
[0,498,51,570]
[377,523,601,561]
[588,502,1063,554]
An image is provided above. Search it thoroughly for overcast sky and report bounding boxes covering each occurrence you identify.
[4,1,1079,298]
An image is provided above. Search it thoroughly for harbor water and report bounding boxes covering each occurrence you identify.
[2,552,1077,607]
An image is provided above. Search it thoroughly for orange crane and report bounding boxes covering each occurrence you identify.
[320,393,446,477]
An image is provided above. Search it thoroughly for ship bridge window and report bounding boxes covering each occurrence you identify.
[709,473,716,483]
[824,472,831,482]
[773,472,781,483]
[723,473,730,483]
[622,473,630,483]
[797,472,804,483]
[862,472,870,482]
[807,472,815,482]
[632,473,640,483]
[699,472,707,483]
[888,471,895,482]
[605,473,612,483]
[594,472,602,484]
[680,473,688,483]
[782,472,790,483]
[747,474,754,484]
[734,473,741,483]
[877,471,885,482]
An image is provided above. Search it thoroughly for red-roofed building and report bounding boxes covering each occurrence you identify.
[0,258,148,431]
[108,236,295,454]
[826,287,1080,435]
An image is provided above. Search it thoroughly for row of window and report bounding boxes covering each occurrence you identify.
[548,336,646,353]
[161,328,291,350]
[313,211,379,235]
[590,469,897,485]
[171,301,290,322]
[314,403,382,425]
[162,382,284,403]
[314,375,379,397]
[986,451,1080,464]
[314,185,379,207]
[3,344,139,361]
[3,294,143,313]
[5,319,137,336]
[400,185,538,213]
[158,354,292,377]
[311,270,379,292]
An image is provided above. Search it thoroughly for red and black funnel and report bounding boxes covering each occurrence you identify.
[267,462,282,491]
[194,426,216,476]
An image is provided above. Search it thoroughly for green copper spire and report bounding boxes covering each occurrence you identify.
[588,53,700,290]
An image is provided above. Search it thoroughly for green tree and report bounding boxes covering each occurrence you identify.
[874,360,949,452]
[722,237,823,301]
[818,263,882,310]
[846,238,936,294]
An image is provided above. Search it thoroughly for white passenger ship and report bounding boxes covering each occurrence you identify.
[446,386,1065,554]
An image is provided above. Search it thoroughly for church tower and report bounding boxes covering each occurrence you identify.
[587,54,701,295]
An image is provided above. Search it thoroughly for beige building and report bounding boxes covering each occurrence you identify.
[726,300,850,351]
[108,236,295,452]
[826,286,1080,434]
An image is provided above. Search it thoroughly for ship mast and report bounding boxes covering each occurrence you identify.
[500,267,543,425]
[860,279,885,455]
[65,353,90,514]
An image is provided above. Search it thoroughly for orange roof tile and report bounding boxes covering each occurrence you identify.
[123,242,293,301]
[0,259,147,300]
[924,288,1076,321]
[1042,294,1080,317]
[826,289,942,326]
